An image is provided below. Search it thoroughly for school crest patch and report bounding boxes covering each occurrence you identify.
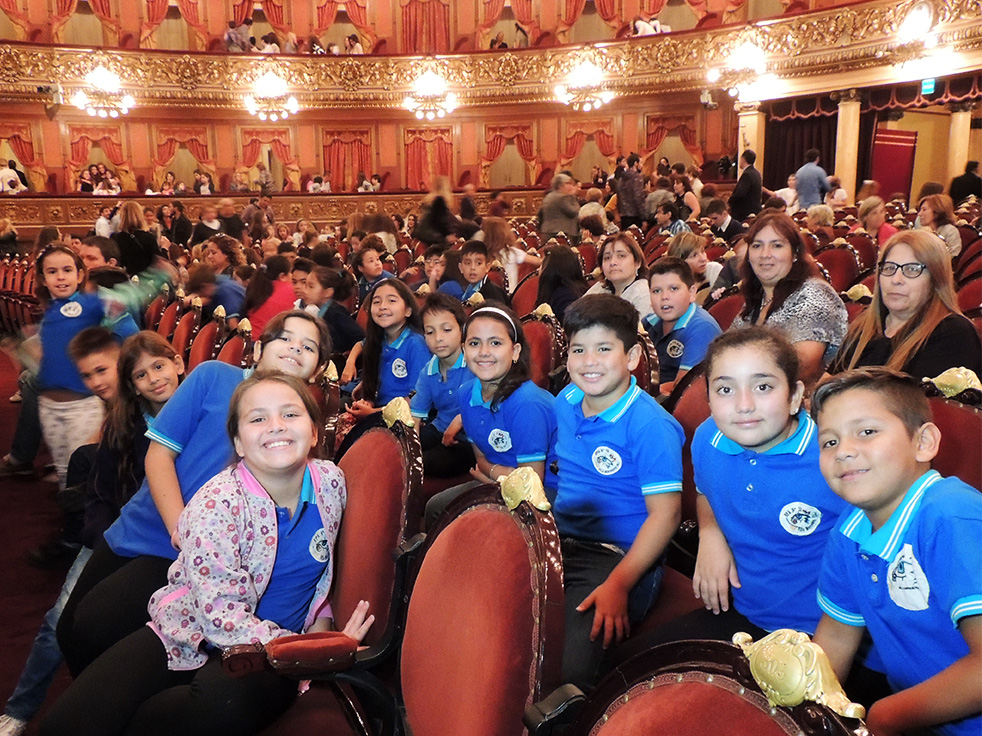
[488,428,512,453]
[666,339,684,359]
[778,502,822,536]
[592,446,623,475]
[60,301,83,318]
[888,544,930,611]
[391,358,408,378]
[309,528,330,563]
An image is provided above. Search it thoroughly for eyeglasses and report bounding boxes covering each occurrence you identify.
[878,261,927,278]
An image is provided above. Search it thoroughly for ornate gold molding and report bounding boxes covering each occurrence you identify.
[0,0,980,109]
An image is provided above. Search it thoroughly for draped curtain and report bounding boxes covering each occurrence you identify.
[232,0,253,25]
[0,123,47,191]
[475,0,505,46]
[561,120,616,165]
[141,0,207,48]
[0,0,31,39]
[480,125,538,186]
[312,0,374,43]
[50,0,120,43]
[405,128,453,192]
[239,128,302,191]
[645,116,704,163]
[152,127,216,188]
[510,0,539,41]
[321,130,373,192]
[560,0,620,36]
[65,124,136,191]
[140,0,169,46]
[400,0,450,55]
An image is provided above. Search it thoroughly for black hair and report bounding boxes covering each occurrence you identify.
[460,240,489,259]
[649,256,695,287]
[420,291,467,329]
[35,244,85,301]
[741,150,757,165]
[82,235,121,264]
[423,245,446,260]
[805,148,820,163]
[292,257,315,275]
[536,245,587,308]
[563,293,638,350]
[309,266,355,302]
[310,243,338,268]
[68,325,119,364]
[703,326,800,392]
[243,254,291,315]
[811,368,931,438]
[463,302,530,411]
[277,242,298,255]
[738,212,818,321]
[362,279,422,403]
[255,309,332,368]
[658,201,681,221]
[579,215,605,237]
[627,154,641,168]
[704,198,728,217]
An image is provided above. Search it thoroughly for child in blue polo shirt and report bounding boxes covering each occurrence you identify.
[438,241,510,306]
[812,368,981,736]
[410,293,476,477]
[644,257,721,396]
[553,294,684,691]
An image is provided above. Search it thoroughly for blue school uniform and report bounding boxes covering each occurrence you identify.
[693,412,849,634]
[553,378,683,550]
[458,379,559,493]
[410,352,475,433]
[643,303,721,384]
[817,471,982,736]
[103,361,247,560]
[358,271,395,303]
[376,327,431,406]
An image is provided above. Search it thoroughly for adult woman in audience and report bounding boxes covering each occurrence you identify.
[158,171,176,197]
[805,204,835,242]
[825,176,848,207]
[830,230,980,379]
[535,245,587,322]
[730,212,847,387]
[849,196,897,247]
[671,174,701,220]
[667,231,722,304]
[915,193,962,258]
[77,170,94,193]
[345,33,364,54]
[203,233,245,277]
[585,232,653,319]
[112,202,160,277]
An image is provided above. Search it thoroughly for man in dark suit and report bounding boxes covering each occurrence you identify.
[949,161,981,206]
[705,198,746,242]
[727,149,762,222]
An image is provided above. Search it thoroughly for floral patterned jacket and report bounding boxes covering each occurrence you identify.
[147,459,346,671]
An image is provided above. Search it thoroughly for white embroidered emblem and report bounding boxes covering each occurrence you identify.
[888,543,930,611]
[666,339,684,359]
[591,446,623,475]
[60,301,83,318]
[779,502,822,536]
[391,358,408,378]
[309,528,330,563]
[488,428,512,452]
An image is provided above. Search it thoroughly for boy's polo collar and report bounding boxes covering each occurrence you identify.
[425,351,466,376]
[710,411,816,457]
[562,377,642,424]
[463,276,487,298]
[645,302,697,331]
[838,470,941,560]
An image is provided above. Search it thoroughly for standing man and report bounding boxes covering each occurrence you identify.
[617,154,646,230]
[727,149,762,222]
[949,161,981,206]
[794,148,830,210]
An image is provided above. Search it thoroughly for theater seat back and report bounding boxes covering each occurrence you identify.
[929,397,982,490]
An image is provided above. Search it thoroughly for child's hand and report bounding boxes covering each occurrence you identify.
[577,580,630,649]
[692,531,740,614]
[340,364,357,385]
[442,415,464,446]
[346,399,376,419]
[170,529,182,552]
[340,600,375,644]
[469,465,494,484]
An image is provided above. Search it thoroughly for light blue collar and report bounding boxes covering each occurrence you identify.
[562,377,642,423]
[838,471,941,560]
[645,302,697,330]
[387,326,410,349]
[469,377,492,408]
[426,350,465,376]
[710,410,816,456]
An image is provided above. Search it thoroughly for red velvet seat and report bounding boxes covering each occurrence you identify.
[957,277,981,319]
[576,242,598,274]
[845,233,878,271]
[216,333,247,367]
[705,292,744,331]
[521,312,566,390]
[511,272,540,317]
[815,245,861,292]
[632,328,660,397]
[155,300,180,341]
[667,365,711,525]
[392,246,413,274]
[186,319,222,372]
[170,307,201,364]
[929,397,982,490]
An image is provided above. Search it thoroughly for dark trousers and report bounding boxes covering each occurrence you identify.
[40,627,296,736]
[419,422,475,478]
[57,540,172,677]
[619,215,643,230]
[560,537,663,692]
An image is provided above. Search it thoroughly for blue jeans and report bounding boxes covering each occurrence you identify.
[5,547,92,722]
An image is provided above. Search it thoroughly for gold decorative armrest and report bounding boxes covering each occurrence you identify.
[382,397,414,428]
[732,629,865,720]
[466,292,485,307]
[500,466,551,512]
[324,360,339,382]
[928,367,981,398]
[532,302,555,319]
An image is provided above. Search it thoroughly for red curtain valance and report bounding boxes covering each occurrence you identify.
[240,128,301,191]
[561,119,616,163]
[645,116,703,164]
[0,122,47,190]
[405,127,453,145]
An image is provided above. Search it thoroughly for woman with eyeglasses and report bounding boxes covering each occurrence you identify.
[830,230,980,379]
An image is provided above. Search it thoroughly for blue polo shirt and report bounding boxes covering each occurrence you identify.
[358,271,395,303]
[104,361,247,560]
[255,467,329,633]
[458,379,559,493]
[410,352,475,433]
[818,471,982,736]
[643,303,722,383]
[377,327,431,406]
[693,412,848,633]
[553,378,683,550]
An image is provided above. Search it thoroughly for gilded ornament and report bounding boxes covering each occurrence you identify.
[174,55,202,91]
[381,397,414,428]
[500,466,551,511]
[337,59,366,92]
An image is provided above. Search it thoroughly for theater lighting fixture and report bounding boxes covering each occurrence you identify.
[706,41,774,102]
[402,71,457,120]
[880,1,954,78]
[70,65,135,118]
[554,60,614,112]
[244,71,300,122]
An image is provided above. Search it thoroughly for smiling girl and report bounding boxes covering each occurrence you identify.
[585,233,653,320]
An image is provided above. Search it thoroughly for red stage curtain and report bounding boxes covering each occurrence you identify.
[140,0,170,46]
[406,128,453,192]
[0,0,31,39]
[563,0,586,25]
[594,0,619,20]
[0,123,48,190]
[88,0,119,44]
[400,0,450,54]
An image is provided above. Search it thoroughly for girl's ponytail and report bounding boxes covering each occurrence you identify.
[243,255,291,315]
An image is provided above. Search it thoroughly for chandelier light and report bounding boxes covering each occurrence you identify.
[70,65,135,118]
[554,60,614,112]
[706,41,774,102]
[883,1,954,79]
[244,71,300,122]
[402,71,457,120]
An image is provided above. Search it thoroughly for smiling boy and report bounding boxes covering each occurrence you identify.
[644,257,721,395]
[812,369,981,736]
[554,294,683,690]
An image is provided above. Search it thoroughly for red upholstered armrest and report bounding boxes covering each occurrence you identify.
[221,632,358,679]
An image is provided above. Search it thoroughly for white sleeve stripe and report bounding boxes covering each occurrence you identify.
[817,591,865,626]
[951,597,982,627]
[642,482,683,495]
[146,428,183,454]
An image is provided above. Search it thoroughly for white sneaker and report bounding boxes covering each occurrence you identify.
[0,715,27,736]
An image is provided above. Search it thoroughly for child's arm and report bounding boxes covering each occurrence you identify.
[347,398,380,419]
[468,445,537,483]
[442,414,464,446]
[865,616,982,736]
[692,494,741,613]
[813,614,865,683]
[145,442,185,548]
[576,492,681,648]
[341,343,363,385]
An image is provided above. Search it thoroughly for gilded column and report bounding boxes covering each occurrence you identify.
[833,89,861,205]
[947,103,974,188]
[736,101,766,175]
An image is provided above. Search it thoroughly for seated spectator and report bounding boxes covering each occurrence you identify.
[244,255,296,334]
[762,195,788,213]
[276,242,298,265]
[489,31,508,49]
[667,231,722,304]
[705,198,745,242]
[915,193,961,258]
[259,32,280,53]
[645,176,674,223]
[578,214,605,245]
[535,244,587,322]
[825,176,848,207]
[438,240,510,305]
[698,182,719,215]
[851,196,898,246]
[805,204,835,242]
[189,204,222,247]
[351,245,394,302]
[325,42,339,55]
[158,171,177,196]
[77,170,94,193]
[305,266,363,353]
[671,174,701,220]
[775,174,799,213]
[370,173,382,192]
[654,201,691,236]
[585,232,653,319]
[345,33,364,54]
[308,35,326,54]
[283,32,299,53]
[307,175,325,193]
[578,187,606,224]
[228,171,251,193]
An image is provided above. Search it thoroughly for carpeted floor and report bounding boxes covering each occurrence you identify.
[0,349,72,735]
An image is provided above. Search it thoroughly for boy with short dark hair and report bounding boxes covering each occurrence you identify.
[645,257,721,394]
[554,294,683,690]
[68,328,122,403]
[290,257,314,307]
[811,368,981,736]
[438,241,510,305]
[78,236,121,271]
